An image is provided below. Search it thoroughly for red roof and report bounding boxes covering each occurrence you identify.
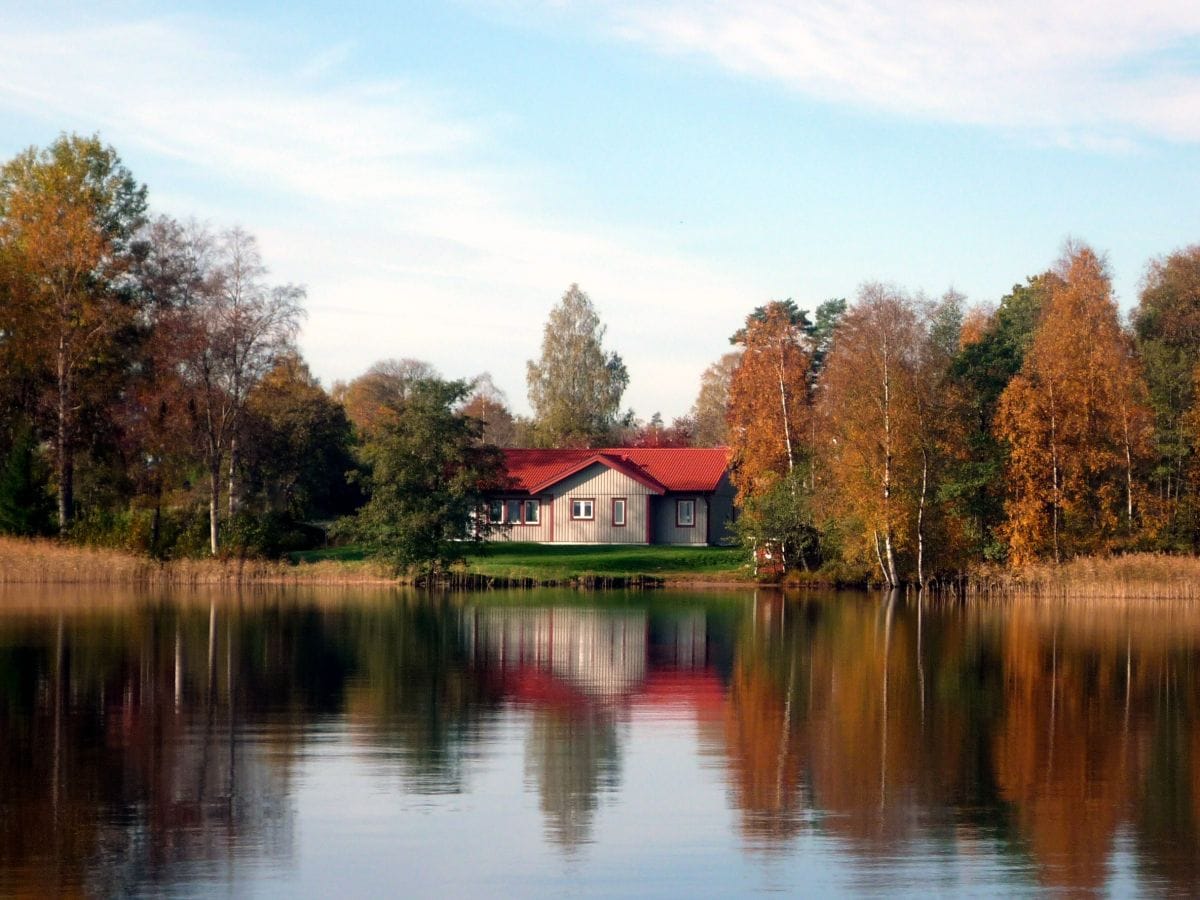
[501,447,730,494]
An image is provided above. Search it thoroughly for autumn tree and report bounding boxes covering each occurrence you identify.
[690,351,741,447]
[995,244,1152,564]
[460,372,518,447]
[118,216,216,552]
[335,358,440,439]
[727,301,812,498]
[818,285,928,587]
[0,134,147,531]
[526,284,629,447]
[725,301,819,568]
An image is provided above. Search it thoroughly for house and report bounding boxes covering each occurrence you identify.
[483,447,734,546]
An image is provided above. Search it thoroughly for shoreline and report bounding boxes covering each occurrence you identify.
[4,537,1200,600]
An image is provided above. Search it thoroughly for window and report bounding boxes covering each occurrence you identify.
[676,499,696,527]
[571,498,595,520]
[506,499,523,524]
[494,498,540,525]
[612,498,626,527]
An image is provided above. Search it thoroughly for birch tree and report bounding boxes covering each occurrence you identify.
[526,284,628,447]
[819,285,925,587]
[727,301,812,500]
[690,351,742,447]
[178,226,304,554]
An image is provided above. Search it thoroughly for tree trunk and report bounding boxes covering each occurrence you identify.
[56,339,72,533]
[1121,403,1134,528]
[228,434,238,518]
[1049,386,1061,564]
[873,529,888,586]
[880,335,897,587]
[917,447,928,589]
[883,529,899,589]
[209,460,221,556]
[150,479,162,558]
[777,355,795,477]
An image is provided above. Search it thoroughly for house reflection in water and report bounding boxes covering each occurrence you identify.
[462,606,721,851]
[463,607,651,702]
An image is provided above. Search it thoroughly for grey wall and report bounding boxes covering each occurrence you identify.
[551,464,654,544]
[653,494,708,546]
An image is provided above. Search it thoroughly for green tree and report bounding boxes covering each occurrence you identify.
[0,425,54,536]
[241,354,360,521]
[346,377,506,574]
[1133,246,1200,544]
[526,284,629,447]
[940,275,1058,560]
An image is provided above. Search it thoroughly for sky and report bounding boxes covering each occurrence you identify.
[1,1,1198,419]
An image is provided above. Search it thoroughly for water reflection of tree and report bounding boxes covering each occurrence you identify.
[987,604,1200,895]
[0,604,298,896]
[524,708,621,852]
[715,594,1200,894]
[0,595,503,894]
[342,598,503,793]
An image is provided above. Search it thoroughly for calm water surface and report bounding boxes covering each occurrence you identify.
[1,586,1198,896]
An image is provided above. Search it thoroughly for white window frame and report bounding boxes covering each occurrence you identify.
[676,499,696,528]
[571,498,595,520]
[612,497,627,527]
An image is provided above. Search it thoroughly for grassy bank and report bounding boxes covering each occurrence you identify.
[0,536,396,586]
[1,537,748,587]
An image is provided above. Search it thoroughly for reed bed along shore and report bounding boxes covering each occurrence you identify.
[963,553,1200,602]
[0,537,398,586]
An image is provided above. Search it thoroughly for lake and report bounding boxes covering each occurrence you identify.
[0,585,1197,896]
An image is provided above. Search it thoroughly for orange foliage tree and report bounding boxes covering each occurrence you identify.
[0,136,146,531]
[726,301,812,501]
[818,284,929,586]
[995,244,1152,564]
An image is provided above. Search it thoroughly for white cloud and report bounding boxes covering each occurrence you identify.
[0,13,756,418]
[536,0,1200,145]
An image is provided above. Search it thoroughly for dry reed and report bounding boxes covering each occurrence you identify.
[963,552,1200,602]
[0,536,398,586]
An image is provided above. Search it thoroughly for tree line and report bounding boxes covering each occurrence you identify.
[3,133,1198,579]
[0,135,636,568]
[724,242,1200,584]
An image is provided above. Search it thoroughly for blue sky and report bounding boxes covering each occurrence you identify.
[2,1,1198,418]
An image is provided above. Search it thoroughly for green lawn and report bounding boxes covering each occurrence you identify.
[291,542,749,581]
[463,542,747,581]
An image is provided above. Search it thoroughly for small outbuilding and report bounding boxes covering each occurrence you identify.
[483,447,734,546]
